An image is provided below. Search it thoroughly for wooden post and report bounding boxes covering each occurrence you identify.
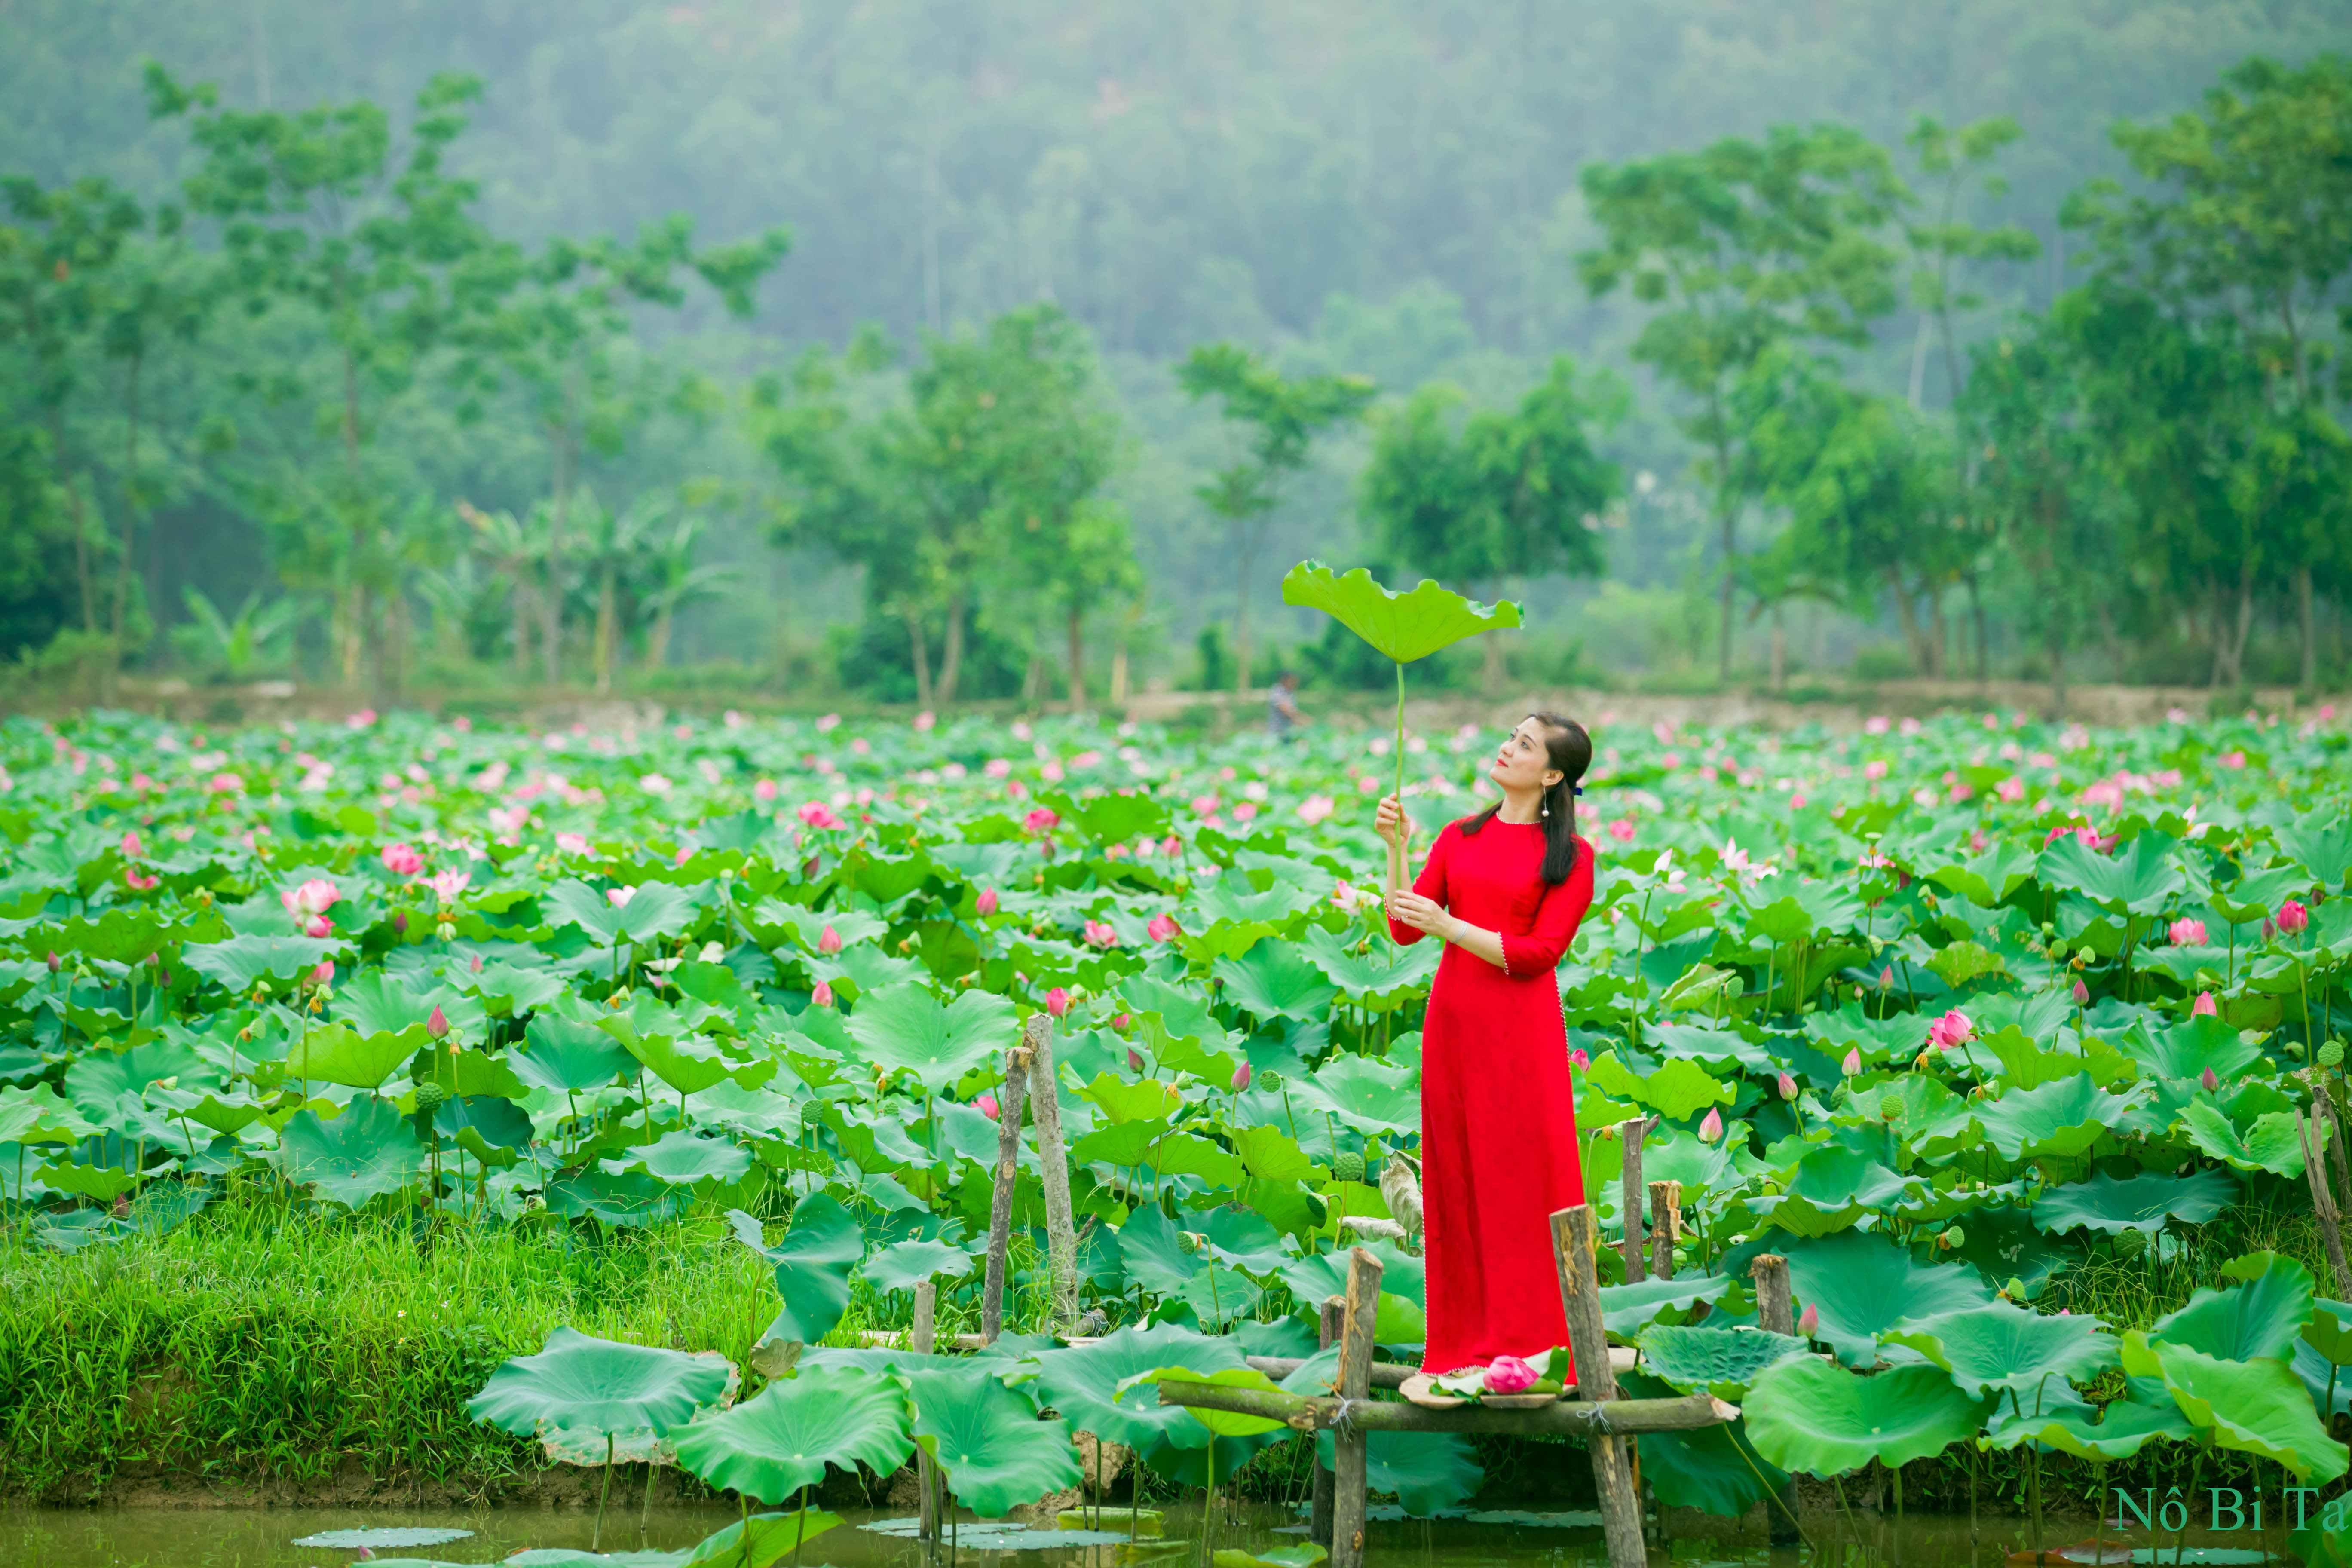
[1024,1014,1081,1335]
[980,1045,1032,1343]
[1619,1117,1651,1281]
[1310,1296,1344,1548]
[1329,1248,1383,1568]
[1751,1254,1801,1547]
[1552,1205,1645,1568]
[1647,1180,1681,1281]
[913,1280,938,1540]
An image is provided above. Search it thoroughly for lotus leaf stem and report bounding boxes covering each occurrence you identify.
[594,1432,615,1550]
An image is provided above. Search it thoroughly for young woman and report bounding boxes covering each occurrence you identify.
[1376,712,1596,1377]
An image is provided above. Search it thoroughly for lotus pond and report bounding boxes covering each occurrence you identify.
[4,703,2352,1557]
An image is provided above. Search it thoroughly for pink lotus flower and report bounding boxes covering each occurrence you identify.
[1147,913,1183,943]
[282,879,341,918]
[431,870,470,903]
[1863,760,1889,781]
[1841,1047,1863,1077]
[1607,818,1637,843]
[2073,978,2090,1005]
[1159,836,1182,858]
[1084,919,1120,949]
[121,830,144,858]
[1568,1048,1589,1069]
[810,979,835,1008]
[1483,1355,1538,1394]
[1777,1072,1798,1101]
[556,832,589,854]
[309,960,335,987]
[1112,1012,1130,1030]
[1046,987,1072,1018]
[2046,824,2101,850]
[2170,918,2208,946]
[1878,967,1894,990]
[799,801,844,830]
[818,924,843,955]
[2200,1067,2220,1093]
[2193,992,2218,1017]
[1790,794,1808,811]
[426,1005,450,1040]
[976,888,999,916]
[977,1092,1001,1121]
[1798,1303,1819,1337]
[1997,777,2025,802]
[1698,1107,1724,1142]
[302,913,334,938]
[2280,899,2310,935]
[753,779,778,802]
[1230,1062,1253,1093]
[124,869,160,892]
[607,885,636,908]
[1024,807,1061,834]
[380,843,423,876]
[1927,1009,1975,1051]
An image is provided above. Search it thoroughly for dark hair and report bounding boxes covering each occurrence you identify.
[1458,712,1592,885]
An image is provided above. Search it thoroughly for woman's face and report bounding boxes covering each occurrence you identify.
[1488,718,1559,793]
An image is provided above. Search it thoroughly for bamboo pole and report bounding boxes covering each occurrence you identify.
[1329,1249,1382,1568]
[1553,1204,1647,1568]
[980,1045,1032,1342]
[1155,1381,1735,1436]
[1647,1180,1682,1280]
[1752,1254,1803,1546]
[1620,1116,1654,1280]
[1023,1014,1081,1335]
[913,1280,938,1541]
[1310,1297,1344,1548]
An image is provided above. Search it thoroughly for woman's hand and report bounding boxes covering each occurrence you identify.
[1387,889,1455,940]
[1374,793,1411,850]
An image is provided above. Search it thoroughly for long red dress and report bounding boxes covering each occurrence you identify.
[1389,817,1595,1374]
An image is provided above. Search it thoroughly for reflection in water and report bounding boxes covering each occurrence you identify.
[0,1504,2282,1568]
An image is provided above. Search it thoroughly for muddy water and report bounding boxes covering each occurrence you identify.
[0,1503,2288,1568]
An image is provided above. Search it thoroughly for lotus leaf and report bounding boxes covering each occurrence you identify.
[1635,1324,1811,1397]
[270,1096,425,1208]
[673,1366,914,1504]
[683,1509,843,1568]
[1213,942,1339,1023]
[547,1170,687,1228]
[843,983,1018,1093]
[1977,1075,2134,1161]
[2034,1168,2239,1235]
[2150,1251,2314,1362]
[291,1528,475,1549]
[2123,1331,2349,1482]
[1883,1301,2120,1398]
[1780,1230,1994,1367]
[1031,1322,1251,1456]
[469,1327,732,1441]
[898,1364,1080,1517]
[734,1194,862,1345]
[604,1130,753,1187]
[1619,1368,1788,1518]
[1596,1274,1732,1338]
[180,933,349,990]
[1307,1429,1484,1516]
[863,1237,975,1295]
[1745,1356,1992,1476]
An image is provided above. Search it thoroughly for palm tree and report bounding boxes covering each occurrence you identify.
[640,513,737,671]
[457,501,546,677]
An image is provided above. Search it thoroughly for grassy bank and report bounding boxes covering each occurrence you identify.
[0,1189,2338,1515]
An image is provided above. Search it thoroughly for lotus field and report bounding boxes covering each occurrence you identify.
[6,701,2352,1541]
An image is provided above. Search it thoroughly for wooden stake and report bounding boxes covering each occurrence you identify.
[1024,1014,1081,1335]
[1751,1254,1802,1547]
[980,1045,1032,1343]
[1310,1296,1344,1548]
[1619,1117,1652,1281]
[914,1280,938,1541]
[1553,1205,1645,1568]
[2298,1106,2352,1297]
[1647,1180,1681,1280]
[1329,1248,1382,1568]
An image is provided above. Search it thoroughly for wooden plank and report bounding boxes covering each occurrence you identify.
[1024,1014,1081,1335]
[1247,1348,1635,1390]
[1553,1205,1645,1568]
[1329,1249,1383,1568]
[980,1044,1032,1344]
[913,1280,938,1540]
[1309,1297,1343,1549]
[1155,1381,1736,1436]
[1619,1116,1652,1281]
[1647,1180,1682,1281]
[1750,1253,1801,1547]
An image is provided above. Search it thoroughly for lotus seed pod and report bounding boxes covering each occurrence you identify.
[1177,1231,1202,1254]
[2323,1040,2346,1068]
[414,1082,448,1114]
[2113,1228,2148,1256]
[1332,1151,1366,1184]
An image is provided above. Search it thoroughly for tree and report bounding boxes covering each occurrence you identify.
[148,62,495,697]
[1176,343,1374,691]
[2076,55,2352,687]
[1578,125,1907,682]
[1360,356,1618,689]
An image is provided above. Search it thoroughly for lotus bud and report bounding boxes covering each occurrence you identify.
[2193,992,2217,1017]
[2281,899,2311,935]
[1484,1355,1538,1394]
[1127,1048,1145,1073]
[977,1092,1001,1121]
[2200,1067,2220,1093]
[810,979,835,1009]
[45,950,59,973]
[1841,1047,1862,1078]
[1698,1107,1724,1142]
[1147,913,1183,943]
[1798,1303,1819,1337]
[1112,1012,1131,1031]
[818,923,843,955]
[437,921,456,942]
[1231,1062,1253,1093]
[1046,987,1072,1018]
[426,1005,450,1040]
[1878,967,1894,990]
[976,887,999,916]
[470,952,484,974]
[1776,1072,1798,1101]
[310,961,334,988]
[392,912,407,935]
[2072,978,2089,1005]
[1332,1151,1366,1184]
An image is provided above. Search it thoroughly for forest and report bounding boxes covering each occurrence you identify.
[2,1,2348,709]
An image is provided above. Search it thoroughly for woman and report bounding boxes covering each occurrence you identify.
[1376,712,1596,1376]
